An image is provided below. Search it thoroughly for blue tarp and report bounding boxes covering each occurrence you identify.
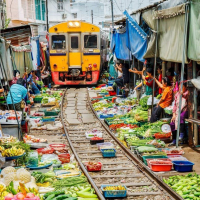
[114,32,131,61]
[124,10,148,62]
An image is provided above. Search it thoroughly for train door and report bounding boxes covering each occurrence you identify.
[68,33,81,68]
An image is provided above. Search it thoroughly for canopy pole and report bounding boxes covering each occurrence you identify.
[151,20,158,111]
[176,4,189,148]
[193,61,198,145]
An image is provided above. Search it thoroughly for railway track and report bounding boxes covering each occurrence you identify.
[60,88,184,200]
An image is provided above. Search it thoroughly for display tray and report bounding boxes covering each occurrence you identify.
[5,153,25,161]
[29,143,48,149]
[26,162,53,170]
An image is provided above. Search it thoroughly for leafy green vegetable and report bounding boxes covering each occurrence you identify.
[139,96,150,110]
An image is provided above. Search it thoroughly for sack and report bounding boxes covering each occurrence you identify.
[20,100,26,109]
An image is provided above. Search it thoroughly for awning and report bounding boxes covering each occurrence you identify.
[154,1,188,63]
[124,10,148,62]
[114,31,131,61]
[188,0,200,62]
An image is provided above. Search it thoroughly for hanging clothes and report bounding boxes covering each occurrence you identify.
[31,36,40,70]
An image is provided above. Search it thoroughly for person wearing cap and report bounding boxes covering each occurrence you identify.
[150,77,173,123]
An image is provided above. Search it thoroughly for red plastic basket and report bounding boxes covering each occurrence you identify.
[37,148,54,155]
[86,162,102,172]
[154,132,171,139]
[146,158,172,172]
[109,91,116,96]
[49,144,66,151]
[58,153,70,164]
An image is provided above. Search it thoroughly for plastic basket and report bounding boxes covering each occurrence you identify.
[97,142,114,150]
[90,139,104,145]
[142,155,168,166]
[44,110,60,116]
[91,97,103,101]
[33,97,43,103]
[103,96,113,100]
[100,114,115,119]
[101,185,127,198]
[37,148,54,155]
[85,131,103,139]
[109,91,116,96]
[49,144,66,151]
[154,132,171,139]
[86,162,102,172]
[42,117,55,123]
[58,153,70,164]
[172,161,194,172]
[146,158,172,172]
[101,149,116,158]
[167,155,188,161]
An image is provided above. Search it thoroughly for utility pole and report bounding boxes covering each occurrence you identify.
[110,0,114,28]
[46,0,49,32]
[91,10,93,24]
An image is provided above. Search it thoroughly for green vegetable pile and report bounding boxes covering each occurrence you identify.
[32,171,56,183]
[129,107,148,122]
[52,176,88,190]
[139,96,150,110]
[164,174,200,199]
[137,146,158,153]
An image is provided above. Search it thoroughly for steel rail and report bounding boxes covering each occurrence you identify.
[87,90,184,200]
[60,89,105,200]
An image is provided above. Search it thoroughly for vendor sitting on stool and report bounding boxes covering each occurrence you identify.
[169,82,188,146]
[150,77,173,123]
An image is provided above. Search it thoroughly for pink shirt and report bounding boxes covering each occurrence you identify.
[173,90,188,113]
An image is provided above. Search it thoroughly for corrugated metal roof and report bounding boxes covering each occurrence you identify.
[0,25,32,46]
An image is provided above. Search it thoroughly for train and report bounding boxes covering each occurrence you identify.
[49,21,109,85]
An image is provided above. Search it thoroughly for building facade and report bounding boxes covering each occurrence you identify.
[6,0,46,39]
[48,0,74,27]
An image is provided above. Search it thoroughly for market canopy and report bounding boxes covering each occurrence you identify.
[188,0,200,62]
[154,0,188,63]
[124,10,148,62]
[110,29,131,61]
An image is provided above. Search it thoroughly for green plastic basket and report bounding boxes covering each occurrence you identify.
[103,96,113,100]
[44,109,60,116]
[142,155,168,165]
[34,97,43,103]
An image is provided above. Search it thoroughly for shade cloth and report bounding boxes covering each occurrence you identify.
[124,10,147,62]
[188,0,200,61]
[154,4,188,63]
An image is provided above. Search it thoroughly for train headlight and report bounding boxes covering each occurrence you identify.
[93,63,97,68]
[68,21,80,27]
[69,22,73,27]
[74,22,80,27]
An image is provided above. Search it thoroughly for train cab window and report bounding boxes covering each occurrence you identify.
[84,35,97,48]
[71,36,78,49]
[52,35,66,49]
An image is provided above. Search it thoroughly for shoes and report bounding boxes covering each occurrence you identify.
[168,142,176,147]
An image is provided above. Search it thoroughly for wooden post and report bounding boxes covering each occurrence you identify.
[162,61,166,77]
[187,62,194,147]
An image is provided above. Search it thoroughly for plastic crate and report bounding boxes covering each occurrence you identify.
[58,153,70,164]
[109,91,116,96]
[154,132,171,139]
[146,158,172,172]
[167,155,188,161]
[103,96,113,100]
[91,97,103,101]
[90,139,104,145]
[86,162,102,172]
[33,97,43,103]
[37,148,54,155]
[101,149,116,158]
[100,114,115,119]
[142,155,168,166]
[97,142,114,150]
[42,117,55,123]
[85,131,103,139]
[44,110,60,116]
[101,185,127,198]
[172,161,194,172]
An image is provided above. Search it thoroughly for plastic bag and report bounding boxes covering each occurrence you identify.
[147,96,159,105]
[191,77,200,90]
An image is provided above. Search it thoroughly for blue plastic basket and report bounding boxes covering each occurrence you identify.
[42,117,55,123]
[101,149,116,158]
[101,185,127,198]
[172,161,194,172]
[100,114,115,119]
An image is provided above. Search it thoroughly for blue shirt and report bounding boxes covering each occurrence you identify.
[7,84,27,104]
